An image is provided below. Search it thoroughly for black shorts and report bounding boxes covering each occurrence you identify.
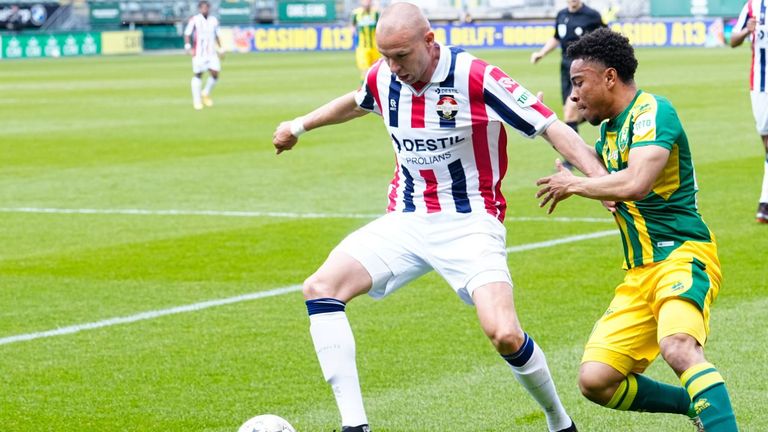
[560,60,573,104]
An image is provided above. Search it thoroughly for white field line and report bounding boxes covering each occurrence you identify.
[0,207,613,224]
[506,229,617,253]
[0,229,618,347]
[0,285,303,346]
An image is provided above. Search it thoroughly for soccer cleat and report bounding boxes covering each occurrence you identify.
[757,202,768,224]
[555,419,577,432]
[340,425,370,432]
[201,93,214,107]
[690,416,705,432]
[193,101,204,110]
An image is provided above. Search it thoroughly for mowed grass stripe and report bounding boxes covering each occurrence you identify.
[0,206,615,223]
[0,229,616,347]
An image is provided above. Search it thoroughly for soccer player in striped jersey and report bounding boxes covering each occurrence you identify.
[352,0,380,78]
[731,0,768,223]
[537,28,739,431]
[183,1,222,110]
[273,3,610,431]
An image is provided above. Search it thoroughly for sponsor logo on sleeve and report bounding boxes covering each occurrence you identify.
[633,112,655,137]
[511,86,536,107]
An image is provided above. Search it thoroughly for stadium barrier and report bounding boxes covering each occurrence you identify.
[0,30,143,59]
[223,17,725,53]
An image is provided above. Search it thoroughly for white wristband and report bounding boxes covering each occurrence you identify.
[184,43,191,50]
[290,117,306,137]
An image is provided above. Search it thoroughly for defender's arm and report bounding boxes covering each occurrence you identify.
[273,91,369,154]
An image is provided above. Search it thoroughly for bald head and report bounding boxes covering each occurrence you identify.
[374,2,438,85]
[377,2,430,41]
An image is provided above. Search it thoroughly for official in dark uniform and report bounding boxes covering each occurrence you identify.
[531,0,605,134]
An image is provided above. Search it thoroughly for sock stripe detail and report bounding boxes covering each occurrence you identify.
[683,367,718,389]
[618,374,639,411]
[605,379,629,409]
[306,298,346,315]
[685,371,725,399]
[680,362,715,383]
[501,333,534,367]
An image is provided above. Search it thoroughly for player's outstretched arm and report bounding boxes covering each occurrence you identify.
[273,91,369,154]
[531,37,559,64]
[540,120,606,178]
[535,145,670,213]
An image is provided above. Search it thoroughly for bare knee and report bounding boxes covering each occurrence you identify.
[488,324,525,354]
[578,363,625,405]
[660,333,704,375]
[302,273,339,300]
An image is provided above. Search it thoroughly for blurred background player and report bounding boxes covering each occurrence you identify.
[351,0,380,79]
[530,0,605,136]
[537,28,739,432]
[184,0,222,110]
[730,0,768,223]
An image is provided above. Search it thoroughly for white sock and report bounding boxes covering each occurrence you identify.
[309,311,368,427]
[761,154,768,203]
[191,76,202,105]
[504,335,571,432]
[203,77,217,96]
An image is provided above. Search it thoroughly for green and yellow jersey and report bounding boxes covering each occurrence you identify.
[597,90,714,269]
[352,7,379,50]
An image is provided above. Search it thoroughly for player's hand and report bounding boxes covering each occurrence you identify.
[747,17,757,32]
[536,159,576,214]
[530,51,544,64]
[216,46,225,59]
[273,121,298,155]
[536,91,544,103]
[602,200,617,214]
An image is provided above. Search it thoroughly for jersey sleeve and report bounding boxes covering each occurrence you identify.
[184,17,195,36]
[483,66,557,138]
[354,60,383,116]
[732,2,751,33]
[629,98,681,151]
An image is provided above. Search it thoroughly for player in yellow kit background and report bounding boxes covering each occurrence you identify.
[351,0,380,78]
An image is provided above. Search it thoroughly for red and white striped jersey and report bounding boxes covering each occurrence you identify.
[184,13,220,59]
[354,44,556,222]
[734,0,768,92]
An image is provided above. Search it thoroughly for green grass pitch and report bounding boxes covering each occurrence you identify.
[0,46,766,431]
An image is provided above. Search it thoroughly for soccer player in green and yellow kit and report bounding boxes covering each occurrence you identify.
[351,0,380,78]
[536,28,739,431]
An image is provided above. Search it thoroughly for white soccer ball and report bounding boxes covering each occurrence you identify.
[238,414,296,432]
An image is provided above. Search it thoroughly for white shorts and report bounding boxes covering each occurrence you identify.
[192,55,221,74]
[751,91,768,135]
[335,212,512,305]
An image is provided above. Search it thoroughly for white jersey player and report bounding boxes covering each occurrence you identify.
[273,3,610,432]
[184,0,222,110]
[731,0,768,222]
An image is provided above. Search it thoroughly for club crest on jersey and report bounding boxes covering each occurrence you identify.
[618,127,630,152]
[436,95,459,120]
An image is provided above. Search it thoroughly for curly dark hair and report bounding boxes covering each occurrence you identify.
[566,27,638,83]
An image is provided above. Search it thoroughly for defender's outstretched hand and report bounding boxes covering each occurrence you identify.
[273,121,298,154]
[536,159,575,214]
